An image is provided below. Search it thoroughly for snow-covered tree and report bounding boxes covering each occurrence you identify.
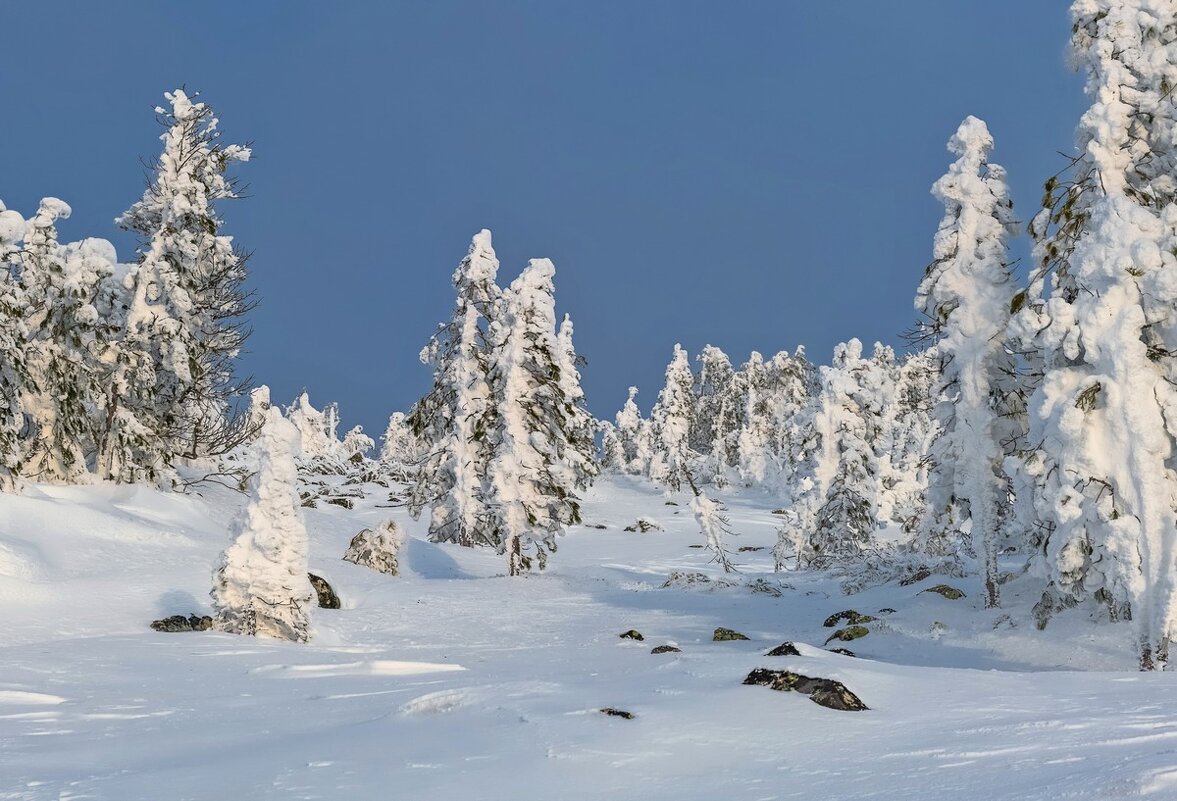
[211,403,314,642]
[0,201,28,489]
[692,345,739,485]
[598,419,627,471]
[916,116,1019,607]
[690,481,736,573]
[378,411,419,482]
[102,89,254,482]
[882,349,938,534]
[648,344,694,491]
[806,340,881,567]
[766,347,817,489]
[612,386,647,475]
[553,314,599,491]
[1013,1,1177,668]
[735,351,778,487]
[17,199,114,483]
[483,259,584,575]
[407,230,500,547]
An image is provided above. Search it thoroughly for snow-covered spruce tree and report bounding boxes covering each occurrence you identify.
[735,351,783,489]
[648,344,695,491]
[612,386,647,474]
[553,314,600,491]
[0,201,29,489]
[378,411,419,482]
[1012,2,1177,668]
[102,89,254,483]
[598,419,627,472]
[286,392,345,474]
[766,347,818,491]
[483,259,585,575]
[862,344,900,523]
[211,403,314,642]
[807,340,881,568]
[17,199,115,483]
[883,349,938,534]
[692,345,738,485]
[407,230,500,547]
[915,116,1019,607]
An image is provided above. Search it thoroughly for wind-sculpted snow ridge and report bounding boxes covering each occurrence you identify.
[2,475,1177,800]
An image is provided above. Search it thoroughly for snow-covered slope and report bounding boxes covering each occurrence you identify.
[2,476,1174,800]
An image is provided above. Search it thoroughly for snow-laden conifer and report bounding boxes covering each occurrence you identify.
[693,345,738,485]
[211,403,313,642]
[102,89,253,482]
[18,199,114,483]
[0,201,28,489]
[484,259,583,574]
[553,314,600,491]
[408,230,500,546]
[648,344,695,491]
[1012,1,1177,667]
[378,411,419,482]
[613,386,647,475]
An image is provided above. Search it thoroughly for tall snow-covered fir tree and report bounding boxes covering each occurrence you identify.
[102,89,253,483]
[1012,1,1177,668]
[612,386,648,475]
[378,411,419,482]
[553,313,600,491]
[735,351,779,488]
[17,199,114,483]
[693,345,738,485]
[211,403,314,642]
[648,343,695,491]
[0,201,29,489]
[807,340,881,567]
[407,230,501,547]
[916,116,1019,607]
[883,349,938,534]
[483,259,586,575]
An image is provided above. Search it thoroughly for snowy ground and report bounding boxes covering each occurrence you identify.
[2,475,1175,800]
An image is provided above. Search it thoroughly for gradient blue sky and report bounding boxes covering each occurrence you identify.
[0,2,1086,436]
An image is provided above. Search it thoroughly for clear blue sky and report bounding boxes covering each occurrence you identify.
[0,2,1086,436]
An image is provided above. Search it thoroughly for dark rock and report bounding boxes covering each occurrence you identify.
[920,584,966,600]
[748,579,783,597]
[150,614,213,633]
[325,497,354,510]
[662,571,710,587]
[743,668,868,711]
[687,544,705,548]
[651,644,681,654]
[877,607,897,615]
[824,625,869,645]
[600,707,635,719]
[585,523,607,530]
[899,568,932,587]
[771,508,788,515]
[827,647,857,657]
[301,498,317,508]
[713,627,750,641]
[664,501,679,506]
[619,629,644,641]
[308,573,341,609]
[623,518,662,533]
[823,610,876,628]
[737,546,766,552]
[765,641,801,657]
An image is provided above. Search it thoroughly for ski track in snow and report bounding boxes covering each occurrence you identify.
[2,475,1176,800]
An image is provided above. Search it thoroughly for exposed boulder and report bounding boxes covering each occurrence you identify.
[651,644,681,654]
[921,584,966,600]
[713,627,750,641]
[765,641,801,657]
[824,625,869,645]
[823,610,876,628]
[742,668,868,711]
[899,568,932,586]
[624,518,662,533]
[150,614,213,633]
[600,707,635,719]
[619,629,645,641]
[308,573,341,609]
[342,520,403,576]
